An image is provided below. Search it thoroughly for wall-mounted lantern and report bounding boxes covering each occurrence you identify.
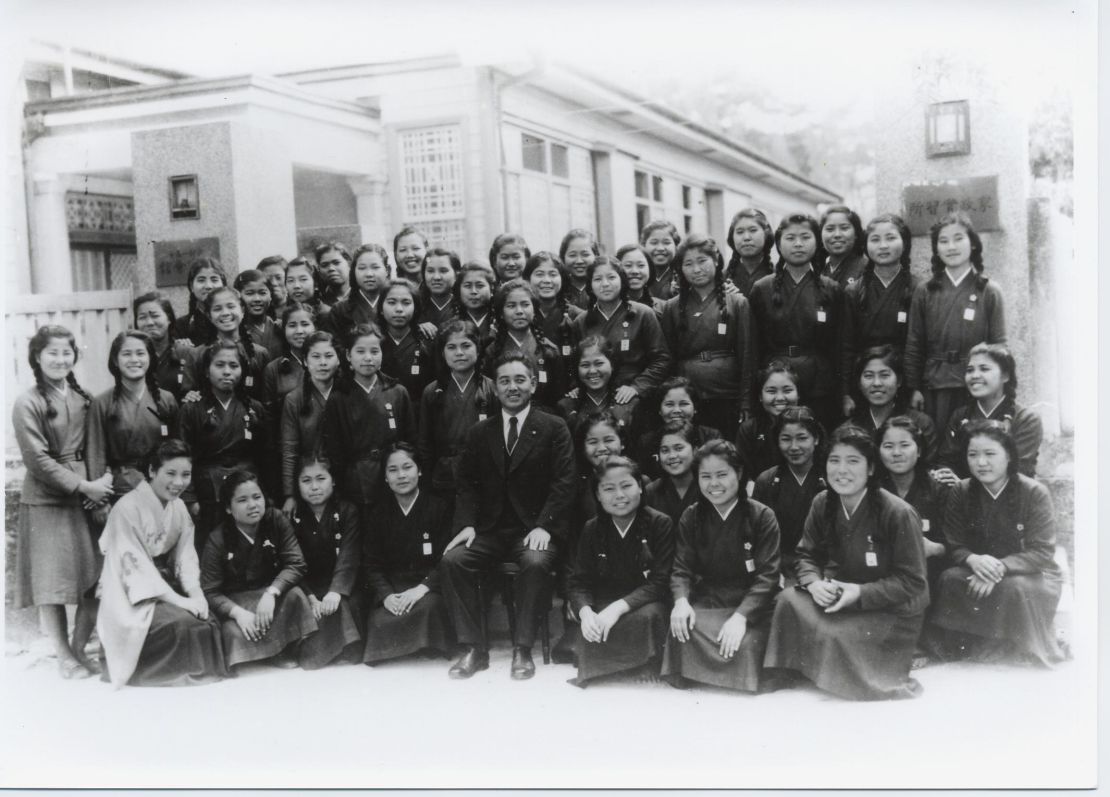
[169,174,200,220]
[925,100,971,157]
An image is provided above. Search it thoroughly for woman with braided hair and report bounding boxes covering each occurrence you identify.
[172,257,227,345]
[525,251,584,377]
[133,291,199,401]
[660,233,754,437]
[748,213,845,431]
[12,325,112,678]
[820,205,868,290]
[202,286,270,403]
[482,279,567,412]
[724,208,775,298]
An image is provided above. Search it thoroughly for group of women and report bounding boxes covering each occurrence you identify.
[11,207,1067,699]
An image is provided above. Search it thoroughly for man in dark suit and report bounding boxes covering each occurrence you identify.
[439,352,576,679]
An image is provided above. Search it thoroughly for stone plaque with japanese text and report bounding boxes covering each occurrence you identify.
[153,237,221,287]
[901,176,1000,236]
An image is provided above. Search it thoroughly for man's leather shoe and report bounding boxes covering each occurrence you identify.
[448,646,489,679]
[510,646,535,680]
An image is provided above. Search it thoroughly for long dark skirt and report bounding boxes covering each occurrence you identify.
[298,595,363,670]
[764,587,924,701]
[928,566,1065,665]
[924,386,965,434]
[219,586,318,667]
[125,603,230,686]
[661,607,769,693]
[363,592,455,664]
[560,601,667,687]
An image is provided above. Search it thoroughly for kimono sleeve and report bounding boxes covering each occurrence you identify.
[630,309,672,396]
[565,519,599,615]
[1012,408,1043,478]
[794,494,831,587]
[270,512,308,594]
[837,288,860,399]
[985,282,1007,345]
[12,393,84,494]
[84,393,111,486]
[451,424,482,532]
[170,504,202,596]
[855,500,928,612]
[731,295,755,413]
[328,501,362,596]
[669,506,699,602]
[280,391,301,500]
[619,511,675,612]
[735,503,782,619]
[101,500,174,605]
[535,416,577,540]
[363,505,398,605]
[320,394,347,476]
[416,387,437,473]
[200,530,239,619]
[902,284,929,391]
[942,481,975,566]
[1000,480,1056,575]
[419,497,452,593]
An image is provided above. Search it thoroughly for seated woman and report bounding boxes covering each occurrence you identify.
[363,444,455,665]
[556,336,636,434]
[926,420,1066,666]
[97,440,229,687]
[634,376,721,481]
[934,343,1043,481]
[643,422,700,526]
[200,469,317,669]
[876,415,950,593]
[662,440,782,692]
[563,456,674,687]
[289,457,363,668]
[764,425,929,701]
[752,406,826,579]
[844,344,937,464]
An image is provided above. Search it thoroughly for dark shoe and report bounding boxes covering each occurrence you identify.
[448,646,489,680]
[511,646,535,680]
[267,651,300,669]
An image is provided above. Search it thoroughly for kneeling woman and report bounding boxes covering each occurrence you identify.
[563,456,675,687]
[200,470,317,669]
[764,425,929,701]
[98,440,229,687]
[289,457,363,668]
[927,421,1066,665]
[662,440,782,692]
[362,444,455,664]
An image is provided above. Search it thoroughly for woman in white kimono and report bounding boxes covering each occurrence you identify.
[97,440,229,687]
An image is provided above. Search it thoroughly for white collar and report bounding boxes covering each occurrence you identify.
[713,499,739,521]
[312,382,333,401]
[397,490,419,516]
[787,264,813,284]
[977,396,1006,417]
[612,515,636,538]
[354,376,378,395]
[358,290,379,308]
[787,464,812,486]
[596,302,621,321]
[507,331,529,349]
[946,266,972,287]
[431,295,452,311]
[840,494,864,520]
[467,311,488,327]
[984,479,1010,500]
[215,395,234,412]
[452,373,474,393]
[503,405,531,437]
[236,526,257,546]
[875,266,901,289]
[389,330,410,346]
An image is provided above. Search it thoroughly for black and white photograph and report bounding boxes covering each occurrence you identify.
[0,0,1101,789]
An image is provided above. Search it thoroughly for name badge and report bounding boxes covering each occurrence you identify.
[718,323,727,335]
[478,413,488,421]
[744,559,756,573]
[160,424,169,437]
[177,373,184,384]
[816,310,827,323]
[388,418,397,430]
[243,429,252,440]
[922,519,931,532]
[245,376,254,387]
[897,311,908,323]
[538,371,548,384]
[865,551,878,567]
[620,339,630,351]
[410,364,420,375]
[422,542,433,556]
[963,308,976,321]
[561,345,571,357]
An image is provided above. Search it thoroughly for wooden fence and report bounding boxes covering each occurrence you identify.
[5,290,132,449]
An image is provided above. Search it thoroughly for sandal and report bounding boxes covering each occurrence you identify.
[58,659,92,680]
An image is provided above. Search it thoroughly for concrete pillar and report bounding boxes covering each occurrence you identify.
[29,174,72,293]
[590,147,615,255]
[348,176,391,248]
[705,186,726,245]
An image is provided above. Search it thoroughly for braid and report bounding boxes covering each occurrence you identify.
[926,256,946,292]
[66,372,92,405]
[676,275,691,341]
[859,261,876,316]
[32,366,57,420]
[822,483,839,539]
[771,261,786,308]
[713,270,728,327]
[900,270,915,313]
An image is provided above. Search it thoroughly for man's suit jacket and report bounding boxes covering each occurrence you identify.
[452,408,576,540]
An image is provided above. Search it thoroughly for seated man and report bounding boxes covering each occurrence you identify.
[439,352,576,680]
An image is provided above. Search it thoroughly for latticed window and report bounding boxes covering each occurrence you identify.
[398,125,467,253]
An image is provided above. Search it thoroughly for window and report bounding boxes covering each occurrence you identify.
[926,100,971,157]
[635,171,650,200]
[505,126,596,248]
[398,124,467,252]
[652,175,664,203]
[71,246,138,292]
[633,169,667,234]
[550,144,569,179]
[522,133,547,172]
[682,184,694,234]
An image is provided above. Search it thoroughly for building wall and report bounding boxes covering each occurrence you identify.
[293,168,358,229]
[873,54,1038,410]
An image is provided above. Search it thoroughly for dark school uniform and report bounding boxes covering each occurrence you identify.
[572,302,672,399]
[224,339,270,404]
[563,507,675,686]
[320,375,414,514]
[880,471,951,593]
[279,383,331,502]
[173,311,216,346]
[535,302,584,383]
[153,339,198,401]
[825,252,866,291]
[11,385,100,608]
[325,291,380,340]
[751,464,827,575]
[244,316,284,360]
[416,295,459,333]
[289,497,363,669]
[85,386,179,500]
[382,330,436,411]
[179,393,266,553]
[320,283,350,308]
[362,491,455,663]
[661,499,781,692]
[846,405,939,465]
[749,269,844,428]
[929,475,1065,665]
[261,354,304,495]
[200,510,317,667]
[660,290,754,435]
[839,267,919,397]
[937,399,1042,478]
[461,310,496,349]
[643,476,700,527]
[416,375,499,501]
[903,273,1006,430]
[626,291,666,314]
[648,266,677,301]
[725,257,773,299]
[439,407,577,650]
[564,281,591,312]
[734,415,782,484]
[636,423,720,482]
[482,332,566,413]
[764,489,928,701]
[556,392,636,438]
